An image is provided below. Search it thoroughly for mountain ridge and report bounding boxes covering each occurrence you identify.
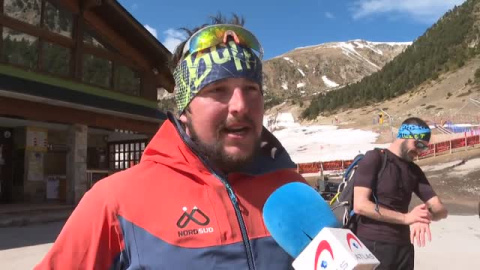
[262,39,410,109]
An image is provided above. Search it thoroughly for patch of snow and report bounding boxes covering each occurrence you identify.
[293,44,319,50]
[369,41,413,46]
[448,158,480,177]
[297,68,306,77]
[266,112,389,163]
[328,42,381,69]
[322,76,339,88]
[353,40,383,55]
[283,57,295,64]
[297,82,306,88]
[421,160,463,172]
[281,82,288,90]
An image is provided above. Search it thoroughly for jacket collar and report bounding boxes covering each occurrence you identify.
[141,112,295,176]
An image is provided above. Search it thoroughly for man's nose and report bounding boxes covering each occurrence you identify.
[228,87,248,115]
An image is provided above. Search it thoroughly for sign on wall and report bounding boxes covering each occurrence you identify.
[27,152,44,182]
[26,127,48,152]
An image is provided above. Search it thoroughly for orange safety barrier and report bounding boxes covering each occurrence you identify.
[322,160,344,171]
[418,145,435,158]
[451,138,466,149]
[297,134,480,170]
[467,135,480,146]
[297,162,321,174]
[343,160,353,168]
[435,141,451,154]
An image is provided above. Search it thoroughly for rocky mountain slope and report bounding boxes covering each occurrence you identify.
[262,40,410,101]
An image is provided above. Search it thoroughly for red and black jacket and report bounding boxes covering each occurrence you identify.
[36,114,305,269]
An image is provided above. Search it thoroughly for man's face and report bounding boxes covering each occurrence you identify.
[400,139,429,162]
[179,77,264,172]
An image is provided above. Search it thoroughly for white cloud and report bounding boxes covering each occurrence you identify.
[351,0,466,23]
[162,28,187,53]
[144,24,158,38]
[325,12,335,19]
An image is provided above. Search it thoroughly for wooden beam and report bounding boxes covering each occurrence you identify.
[82,10,151,71]
[0,4,140,72]
[0,97,160,134]
[81,0,102,10]
[71,12,84,79]
[37,0,46,72]
[0,0,4,62]
[156,72,175,93]
[51,0,80,14]
[83,43,141,71]
[0,14,74,48]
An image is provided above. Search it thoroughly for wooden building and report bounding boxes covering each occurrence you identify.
[0,0,173,204]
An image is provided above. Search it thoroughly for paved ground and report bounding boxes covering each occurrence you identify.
[0,221,63,270]
[414,215,480,269]
[1,217,479,269]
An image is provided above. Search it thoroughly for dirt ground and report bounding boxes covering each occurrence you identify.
[413,147,480,215]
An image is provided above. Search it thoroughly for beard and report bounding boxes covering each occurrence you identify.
[400,140,415,162]
[185,115,261,173]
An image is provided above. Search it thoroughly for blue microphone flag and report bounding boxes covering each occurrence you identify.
[263,182,340,258]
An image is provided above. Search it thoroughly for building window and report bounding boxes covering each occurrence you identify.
[114,64,141,96]
[109,140,146,171]
[44,0,73,38]
[41,41,70,76]
[82,54,112,88]
[83,28,115,52]
[2,27,38,69]
[4,0,41,26]
[84,30,105,49]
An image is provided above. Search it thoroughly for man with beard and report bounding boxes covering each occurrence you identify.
[36,16,305,270]
[352,117,448,270]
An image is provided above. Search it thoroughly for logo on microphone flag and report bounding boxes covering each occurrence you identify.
[346,233,363,251]
[314,240,334,270]
[292,228,380,270]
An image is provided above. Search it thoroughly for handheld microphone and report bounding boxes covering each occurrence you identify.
[263,182,379,270]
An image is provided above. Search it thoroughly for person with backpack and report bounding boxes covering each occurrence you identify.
[352,117,448,270]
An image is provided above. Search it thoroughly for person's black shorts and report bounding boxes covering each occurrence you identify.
[359,237,414,270]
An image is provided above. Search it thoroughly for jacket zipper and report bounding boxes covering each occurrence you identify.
[213,172,256,270]
[171,116,256,270]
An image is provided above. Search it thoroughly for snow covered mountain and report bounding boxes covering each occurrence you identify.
[262,39,410,101]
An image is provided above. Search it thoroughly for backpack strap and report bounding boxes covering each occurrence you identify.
[371,149,388,213]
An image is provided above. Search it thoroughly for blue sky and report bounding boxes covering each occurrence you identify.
[118,0,466,60]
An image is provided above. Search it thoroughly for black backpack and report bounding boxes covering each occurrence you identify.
[330,149,388,232]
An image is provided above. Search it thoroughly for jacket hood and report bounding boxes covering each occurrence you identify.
[141,113,210,175]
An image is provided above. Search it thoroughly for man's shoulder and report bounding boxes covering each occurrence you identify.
[92,161,172,193]
[359,149,384,165]
[408,161,425,176]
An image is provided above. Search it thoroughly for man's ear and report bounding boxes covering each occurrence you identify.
[179,113,191,136]
[179,113,188,125]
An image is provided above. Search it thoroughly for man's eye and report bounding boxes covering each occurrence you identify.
[204,87,224,94]
[247,85,260,92]
[212,87,226,93]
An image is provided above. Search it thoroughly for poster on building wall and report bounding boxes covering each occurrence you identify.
[27,152,44,182]
[26,127,48,152]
